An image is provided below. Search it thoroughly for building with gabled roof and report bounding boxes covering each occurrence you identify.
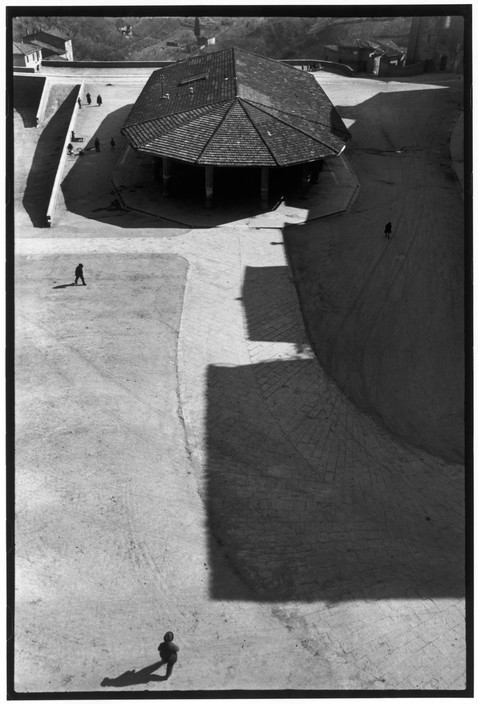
[13,41,42,71]
[121,47,350,208]
[23,30,73,61]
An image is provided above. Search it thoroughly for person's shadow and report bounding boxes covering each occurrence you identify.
[52,282,79,289]
[101,661,168,687]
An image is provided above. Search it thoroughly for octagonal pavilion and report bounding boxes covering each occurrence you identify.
[121,47,350,208]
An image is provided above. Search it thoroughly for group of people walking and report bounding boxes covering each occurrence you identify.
[77,93,102,109]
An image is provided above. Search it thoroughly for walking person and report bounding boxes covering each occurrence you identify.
[86,92,91,105]
[75,263,86,286]
[156,631,179,680]
[384,222,392,239]
[110,137,116,149]
[94,138,101,152]
[97,94,103,107]
[77,97,82,109]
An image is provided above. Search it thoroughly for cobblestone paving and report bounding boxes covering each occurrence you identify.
[18,229,466,690]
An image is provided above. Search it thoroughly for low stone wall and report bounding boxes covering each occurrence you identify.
[13,66,37,74]
[36,78,52,126]
[46,81,84,227]
[42,59,174,69]
[385,61,426,77]
[280,59,354,76]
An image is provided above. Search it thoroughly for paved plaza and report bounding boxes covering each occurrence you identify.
[13,68,466,693]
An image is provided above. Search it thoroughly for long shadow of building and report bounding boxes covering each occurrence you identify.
[22,86,78,227]
[205,264,465,602]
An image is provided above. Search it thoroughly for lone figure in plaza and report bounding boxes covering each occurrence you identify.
[95,138,101,152]
[384,222,392,239]
[77,97,82,109]
[97,94,103,107]
[156,631,179,680]
[75,263,86,286]
[110,137,116,149]
[86,92,91,105]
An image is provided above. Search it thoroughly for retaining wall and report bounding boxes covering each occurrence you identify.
[35,78,52,126]
[386,61,426,77]
[42,59,175,69]
[46,81,84,227]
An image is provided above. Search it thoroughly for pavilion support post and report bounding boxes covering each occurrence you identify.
[310,159,323,185]
[301,163,311,198]
[205,165,214,208]
[260,167,269,210]
[162,157,171,196]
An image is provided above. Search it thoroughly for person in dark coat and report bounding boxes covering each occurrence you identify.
[384,222,392,239]
[97,94,103,107]
[110,137,116,149]
[86,92,92,105]
[75,263,86,285]
[77,97,82,109]
[95,138,101,152]
[67,143,73,155]
[156,631,179,680]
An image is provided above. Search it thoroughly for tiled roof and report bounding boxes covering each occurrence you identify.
[23,31,68,51]
[13,41,39,55]
[122,47,350,167]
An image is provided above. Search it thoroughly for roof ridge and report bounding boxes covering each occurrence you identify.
[241,99,338,156]
[195,99,237,162]
[123,100,232,132]
[237,98,279,166]
[243,99,350,141]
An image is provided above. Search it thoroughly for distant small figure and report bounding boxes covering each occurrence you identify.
[97,94,103,107]
[384,222,392,239]
[95,138,101,152]
[86,92,92,105]
[157,631,179,680]
[75,263,86,286]
[67,143,73,155]
[110,137,116,149]
[71,130,75,141]
[77,97,82,109]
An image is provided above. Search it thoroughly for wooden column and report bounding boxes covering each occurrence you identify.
[162,157,171,196]
[260,167,269,210]
[310,159,323,185]
[301,163,311,198]
[205,165,214,208]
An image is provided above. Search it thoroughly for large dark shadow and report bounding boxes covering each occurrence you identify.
[60,105,173,228]
[206,77,466,602]
[284,82,465,464]
[242,265,305,343]
[13,75,45,128]
[101,661,166,687]
[22,86,78,227]
[206,361,464,602]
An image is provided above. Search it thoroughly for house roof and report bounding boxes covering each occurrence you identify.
[23,31,68,53]
[121,47,350,167]
[331,38,405,57]
[13,41,39,55]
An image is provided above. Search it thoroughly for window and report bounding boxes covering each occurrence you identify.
[178,73,208,86]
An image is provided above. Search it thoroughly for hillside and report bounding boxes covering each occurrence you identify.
[12,15,411,62]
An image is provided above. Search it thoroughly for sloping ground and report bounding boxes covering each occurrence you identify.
[285,75,464,462]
